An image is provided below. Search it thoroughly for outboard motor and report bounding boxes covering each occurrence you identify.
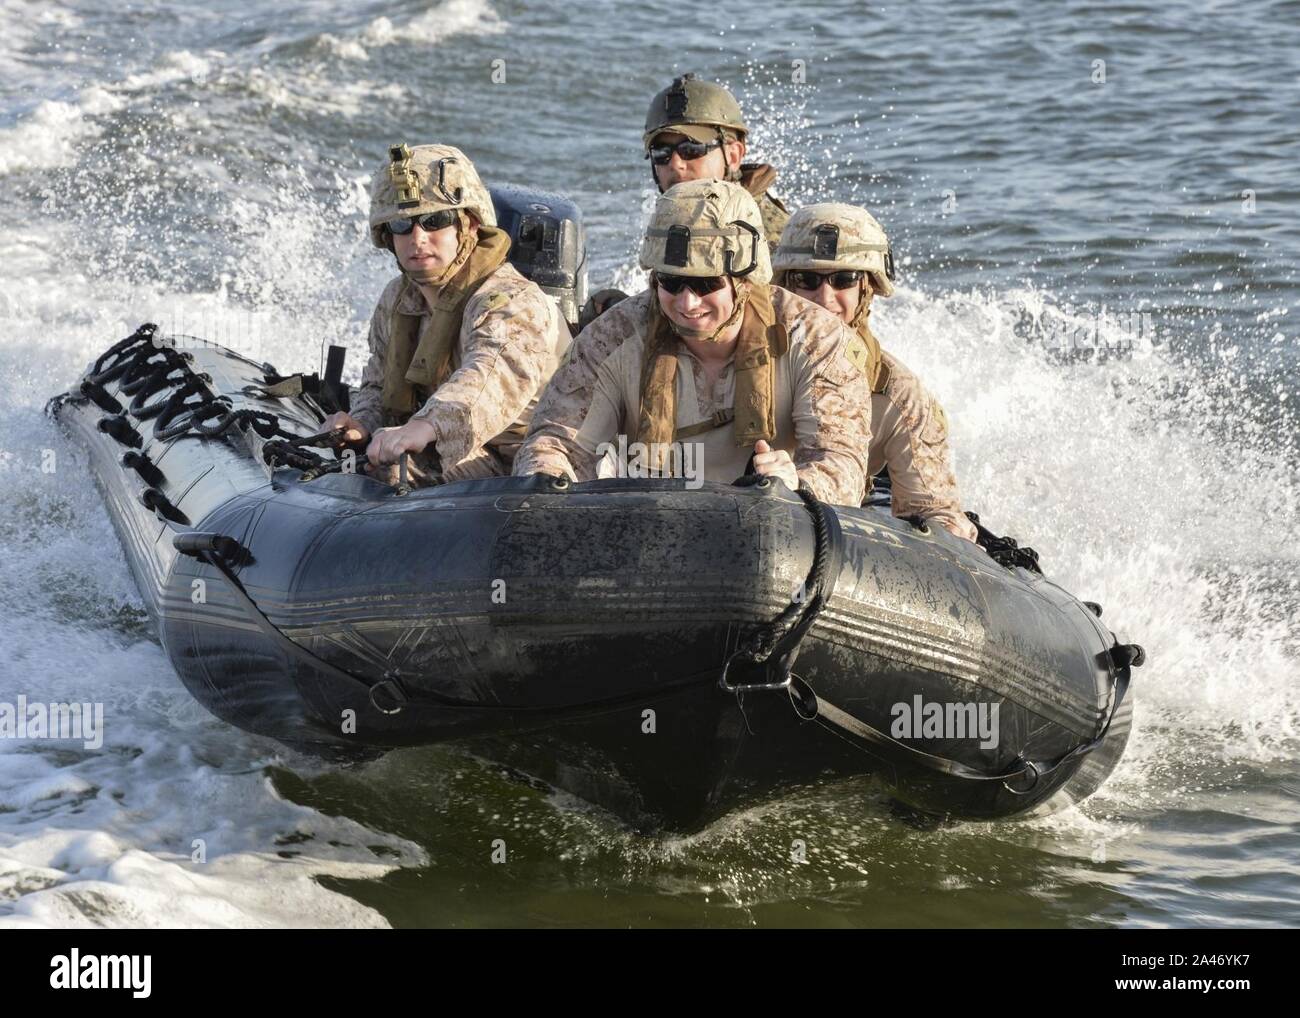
[490,185,588,330]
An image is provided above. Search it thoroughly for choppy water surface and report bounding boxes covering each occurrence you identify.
[1,0,1296,927]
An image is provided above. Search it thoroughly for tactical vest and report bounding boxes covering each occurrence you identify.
[633,283,789,461]
[580,328,802,486]
[380,226,512,422]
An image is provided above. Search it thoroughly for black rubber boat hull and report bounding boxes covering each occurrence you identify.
[52,332,1133,831]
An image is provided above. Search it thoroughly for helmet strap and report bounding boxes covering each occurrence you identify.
[848,278,874,332]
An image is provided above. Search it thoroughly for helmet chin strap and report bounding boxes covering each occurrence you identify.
[848,278,873,332]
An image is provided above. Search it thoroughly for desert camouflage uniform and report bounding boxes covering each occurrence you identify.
[513,292,648,482]
[351,264,565,483]
[868,349,978,541]
[771,200,977,541]
[515,287,873,507]
[643,74,791,247]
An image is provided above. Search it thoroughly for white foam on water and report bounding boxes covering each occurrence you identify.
[878,284,1298,776]
[0,32,397,178]
[239,65,408,118]
[117,49,219,92]
[0,0,82,80]
[0,87,126,175]
[361,0,505,49]
[0,214,424,928]
[315,33,370,62]
[300,0,509,64]
[0,47,223,177]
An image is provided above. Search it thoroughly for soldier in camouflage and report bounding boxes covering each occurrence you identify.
[514,180,872,507]
[325,143,567,485]
[643,73,790,247]
[578,73,792,330]
[773,203,978,541]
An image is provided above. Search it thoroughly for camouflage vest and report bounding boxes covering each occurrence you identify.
[633,283,789,459]
[380,226,512,420]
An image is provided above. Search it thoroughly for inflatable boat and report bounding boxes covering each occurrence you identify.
[48,191,1141,832]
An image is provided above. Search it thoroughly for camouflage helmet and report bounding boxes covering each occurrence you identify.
[643,73,748,149]
[368,142,497,248]
[640,179,771,285]
[773,203,897,297]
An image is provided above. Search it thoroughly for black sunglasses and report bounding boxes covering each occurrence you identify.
[647,137,723,166]
[386,209,459,236]
[787,269,864,292]
[656,273,729,297]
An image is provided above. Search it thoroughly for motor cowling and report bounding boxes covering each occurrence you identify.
[490,185,588,329]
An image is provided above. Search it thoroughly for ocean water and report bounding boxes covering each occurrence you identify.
[0,0,1296,927]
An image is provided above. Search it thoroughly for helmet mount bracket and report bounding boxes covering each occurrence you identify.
[388,144,422,209]
[664,225,691,267]
[434,158,463,206]
[812,224,840,261]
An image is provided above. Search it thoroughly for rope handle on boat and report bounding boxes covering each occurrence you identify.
[62,323,415,496]
[69,323,366,480]
[719,480,1145,794]
[719,479,843,694]
[87,323,160,384]
[79,326,300,448]
[965,510,1042,574]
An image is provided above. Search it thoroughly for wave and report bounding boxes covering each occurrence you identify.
[311,0,506,62]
